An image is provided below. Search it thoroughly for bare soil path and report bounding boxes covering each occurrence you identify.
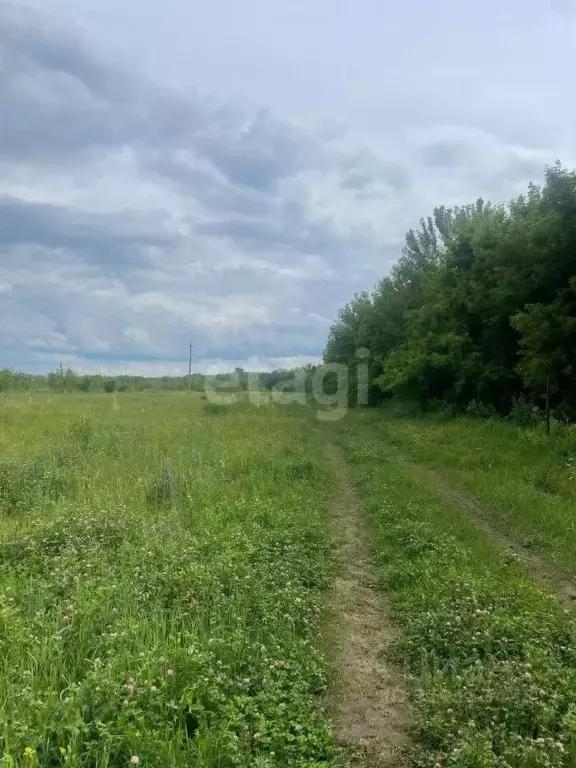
[324,443,411,767]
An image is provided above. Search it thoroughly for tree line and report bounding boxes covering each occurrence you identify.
[324,163,576,420]
[0,364,321,395]
[0,365,209,394]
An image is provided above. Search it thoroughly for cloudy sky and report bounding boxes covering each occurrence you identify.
[1,0,575,375]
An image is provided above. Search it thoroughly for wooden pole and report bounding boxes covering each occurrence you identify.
[545,376,551,436]
[188,343,193,393]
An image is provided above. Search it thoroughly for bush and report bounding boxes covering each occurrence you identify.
[103,379,116,394]
[508,395,542,427]
[431,400,460,420]
[466,399,500,420]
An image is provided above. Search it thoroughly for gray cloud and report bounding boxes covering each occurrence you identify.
[0,1,565,374]
[0,196,173,269]
[419,140,471,168]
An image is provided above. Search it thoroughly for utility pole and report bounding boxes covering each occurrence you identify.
[545,376,551,436]
[188,342,193,393]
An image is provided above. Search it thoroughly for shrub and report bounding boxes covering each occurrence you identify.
[466,399,500,420]
[103,379,116,394]
[431,400,460,420]
[508,395,542,427]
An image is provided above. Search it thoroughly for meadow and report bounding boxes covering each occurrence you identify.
[328,411,576,768]
[361,412,576,575]
[0,393,338,767]
[4,392,576,767]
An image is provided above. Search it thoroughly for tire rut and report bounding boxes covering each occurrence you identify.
[381,441,576,612]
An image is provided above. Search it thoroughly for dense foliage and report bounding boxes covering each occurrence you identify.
[325,163,576,417]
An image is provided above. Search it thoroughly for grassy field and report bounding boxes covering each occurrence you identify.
[328,413,576,767]
[357,412,576,575]
[4,393,576,768]
[0,393,338,767]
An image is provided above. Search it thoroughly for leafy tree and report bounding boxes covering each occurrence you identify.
[512,279,576,415]
[324,163,576,418]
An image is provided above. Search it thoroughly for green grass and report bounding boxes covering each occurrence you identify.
[344,410,576,575]
[0,393,341,767]
[330,416,576,767]
[7,391,576,767]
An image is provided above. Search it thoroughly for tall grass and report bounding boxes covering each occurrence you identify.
[350,409,576,574]
[0,393,339,767]
[331,417,576,767]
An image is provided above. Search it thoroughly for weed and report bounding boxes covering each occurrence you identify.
[0,392,338,767]
[145,466,179,505]
[0,456,72,515]
[333,419,576,767]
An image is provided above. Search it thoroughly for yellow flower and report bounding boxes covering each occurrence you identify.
[23,747,37,759]
[135,731,141,738]
[59,747,67,755]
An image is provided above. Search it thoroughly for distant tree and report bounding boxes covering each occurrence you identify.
[79,376,92,393]
[0,368,13,393]
[103,379,116,394]
[47,363,79,392]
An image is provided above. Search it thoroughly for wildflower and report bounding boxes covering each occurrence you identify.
[59,747,66,756]
[24,747,37,759]
[129,756,140,765]
[166,668,175,677]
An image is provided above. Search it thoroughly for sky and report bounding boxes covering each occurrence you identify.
[1,0,575,375]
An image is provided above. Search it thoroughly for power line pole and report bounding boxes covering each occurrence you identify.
[188,342,193,393]
[545,376,551,436]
